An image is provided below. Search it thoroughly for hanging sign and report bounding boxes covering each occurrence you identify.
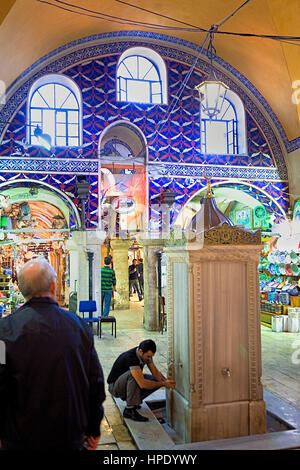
[111,196,136,214]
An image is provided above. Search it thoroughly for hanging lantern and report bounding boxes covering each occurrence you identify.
[195,30,229,120]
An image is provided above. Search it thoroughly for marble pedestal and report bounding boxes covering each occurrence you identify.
[165,238,266,443]
[142,238,165,331]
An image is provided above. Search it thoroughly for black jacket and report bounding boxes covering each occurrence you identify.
[0,297,106,450]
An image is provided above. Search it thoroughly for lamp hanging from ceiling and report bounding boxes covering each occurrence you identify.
[195,27,229,120]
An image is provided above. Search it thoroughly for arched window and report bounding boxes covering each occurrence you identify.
[28,74,82,147]
[117,47,167,105]
[200,90,247,155]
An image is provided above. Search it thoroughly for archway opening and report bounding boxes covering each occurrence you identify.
[0,182,80,313]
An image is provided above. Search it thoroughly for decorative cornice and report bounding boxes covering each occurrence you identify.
[203,223,261,246]
[147,161,287,182]
[0,157,98,173]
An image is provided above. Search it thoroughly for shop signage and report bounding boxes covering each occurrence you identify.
[111,196,136,214]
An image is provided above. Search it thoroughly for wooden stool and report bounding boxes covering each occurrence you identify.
[99,316,116,338]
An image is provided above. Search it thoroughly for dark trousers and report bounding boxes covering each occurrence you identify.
[108,370,160,407]
[129,279,142,300]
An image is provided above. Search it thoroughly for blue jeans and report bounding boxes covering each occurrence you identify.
[101,290,112,317]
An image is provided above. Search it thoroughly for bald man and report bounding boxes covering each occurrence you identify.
[0,258,105,450]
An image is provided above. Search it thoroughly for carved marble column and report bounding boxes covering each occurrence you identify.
[165,224,266,443]
[142,238,165,331]
[66,230,89,304]
[85,229,107,312]
[110,239,132,310]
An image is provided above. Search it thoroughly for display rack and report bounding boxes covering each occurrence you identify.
[259,246,300,331]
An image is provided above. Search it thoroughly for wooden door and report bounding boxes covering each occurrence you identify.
[200,260,249,404]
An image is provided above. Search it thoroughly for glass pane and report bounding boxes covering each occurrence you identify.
[152,94,162,104]
[117,62,132,79]
[31,91,49,108]
[30,109,41,121]
[31,135,39,146]
[55,84,70,108]
[56,123,66,136]
[123,56,138,79]
[127,80,149,103]
[151,82,162,94]
[68,124,78,137]
[39,84,55,108]
[68,111,78,123]
[42,109,55,144]
[68,137,79,146]
[56,136,66,146]
[138,57,153,80]
[61,92,77,109]
[119,89,126,101]
[205,120,227,154]
[56,111,66,123]
[221,101,235,120]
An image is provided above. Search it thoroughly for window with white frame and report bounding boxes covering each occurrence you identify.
[200,90,247,155]
[28,74,81,147]
[117,47,167,105]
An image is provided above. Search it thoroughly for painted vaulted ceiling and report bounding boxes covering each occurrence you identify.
[0,0,299,143]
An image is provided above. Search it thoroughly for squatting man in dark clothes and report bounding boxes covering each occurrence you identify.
[107,339,176,421]
[0,257,106,450]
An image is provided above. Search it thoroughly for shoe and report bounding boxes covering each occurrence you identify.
[123,407,149,422]
[134,404,141,410]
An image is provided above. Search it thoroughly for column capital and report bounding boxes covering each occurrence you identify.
[140,238,166,249]
[110,238,133,250]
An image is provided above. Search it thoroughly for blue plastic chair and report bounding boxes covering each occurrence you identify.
[79,300,100,335]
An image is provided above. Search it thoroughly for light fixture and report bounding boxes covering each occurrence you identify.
[0,120,52,151]
[33,125,52,151]
[195,27,229,120]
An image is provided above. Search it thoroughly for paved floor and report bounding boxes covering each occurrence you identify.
[93,296,300,450]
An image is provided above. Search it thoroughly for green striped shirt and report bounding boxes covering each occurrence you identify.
[101,266,116,291]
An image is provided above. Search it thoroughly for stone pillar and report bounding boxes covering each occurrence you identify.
[66,230,89,304]
[142,238,165,331]
[110,239,132,310]
[85,229,107,312]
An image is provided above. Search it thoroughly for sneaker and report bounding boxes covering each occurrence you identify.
[123,407,149,422]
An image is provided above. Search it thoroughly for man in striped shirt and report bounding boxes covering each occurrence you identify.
[101,256,116,317]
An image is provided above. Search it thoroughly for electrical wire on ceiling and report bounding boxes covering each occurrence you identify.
[33,0,300,148]
[36,0,300,44]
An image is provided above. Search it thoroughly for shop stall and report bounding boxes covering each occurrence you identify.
[259,234,300,332]
[0,238,69,318]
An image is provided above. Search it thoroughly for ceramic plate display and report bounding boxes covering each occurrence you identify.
[285,253,291,263]
[268,252,275,262]
[275,264,281,276]
[292,264,299,275]
[279,263,286,274]
[291,251,298,262]
[268,263,274,274]
[285,264,293,276]
[279,252,286,263]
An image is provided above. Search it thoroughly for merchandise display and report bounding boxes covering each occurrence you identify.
[0,239,69,318]
[259,236,300,332]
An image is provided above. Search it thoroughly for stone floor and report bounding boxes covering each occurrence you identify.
[93,296,300,450]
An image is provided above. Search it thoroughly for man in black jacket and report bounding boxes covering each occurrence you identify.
[0,257,106,450]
